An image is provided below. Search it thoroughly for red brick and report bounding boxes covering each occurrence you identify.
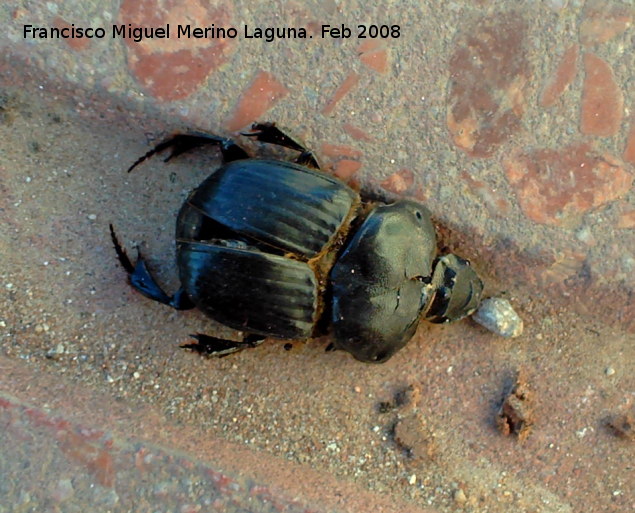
[539,44,579,108]
[224,71,289,131]
[380,169,415,195]
[342,122,373,141]
[119,0,234,102]
[12,7,28,19]
[361,50,388,74]
[331,159,362,180]
[579,1,633,46]
[447,13,530,157]
[54,17,90,51]
[320,143,363,159]
[460,171,512,215]
[356,39,390,77]
[580,53,623,136]
[322,72,360,116]
[56,429,115,487]
[357,40,382,54]
[504,142,632,226]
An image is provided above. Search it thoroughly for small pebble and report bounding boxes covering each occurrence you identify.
[88,214,97,220]
[605,367,615,376]
[472,297,523,338]
[35,323,50,333]
[45,343,65,360]
[408,474,417,485]
[454,488,467,504]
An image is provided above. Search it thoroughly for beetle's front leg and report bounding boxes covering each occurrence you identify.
[110,224,195,310]
[127,132,249,173]
[181,333,266,357]
[242,122,320,169]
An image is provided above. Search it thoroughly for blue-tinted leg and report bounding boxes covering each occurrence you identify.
[109,224,194,310]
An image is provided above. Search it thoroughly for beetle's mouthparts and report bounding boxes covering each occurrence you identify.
[424,254,484,323]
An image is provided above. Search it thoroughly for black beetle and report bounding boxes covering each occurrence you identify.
[110,123,483,363]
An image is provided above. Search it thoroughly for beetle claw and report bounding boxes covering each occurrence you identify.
[181,333,265,358]
[109,224,135,274]
[109,224,194,310]
[240,128,264,137]
[240,122,303,151]
[239,122,320,169]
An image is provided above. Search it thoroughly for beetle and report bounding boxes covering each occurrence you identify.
[110,123,483,363]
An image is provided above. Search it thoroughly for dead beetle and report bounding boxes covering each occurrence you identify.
[110,123,483,363]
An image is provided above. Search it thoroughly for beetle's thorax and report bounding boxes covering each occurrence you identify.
[329,200,439,362]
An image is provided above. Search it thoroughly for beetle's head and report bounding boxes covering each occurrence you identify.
[424,254,483,323]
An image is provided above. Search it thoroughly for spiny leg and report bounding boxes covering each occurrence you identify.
[296,150,320,168]
[111,226,267,352]
[109,224,195,310]
[242,122,320,169]
[181,333,266,357]
[127,132,249,173]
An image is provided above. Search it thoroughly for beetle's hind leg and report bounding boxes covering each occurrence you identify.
[181,333,265,357]
[109,224,195,310]
[127,133,249,173]
[242,122,320,169]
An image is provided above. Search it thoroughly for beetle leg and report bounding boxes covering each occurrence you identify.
[295,150,320,169]
[181,333,265,357]
[241,122,320,169]
[127,133,249,173]
[109,224,195,310]
[324,342,337,352]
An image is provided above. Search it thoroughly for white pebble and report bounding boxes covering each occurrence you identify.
[472,297,523,338]
[454,488,467,504]
[326,442,340,452]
